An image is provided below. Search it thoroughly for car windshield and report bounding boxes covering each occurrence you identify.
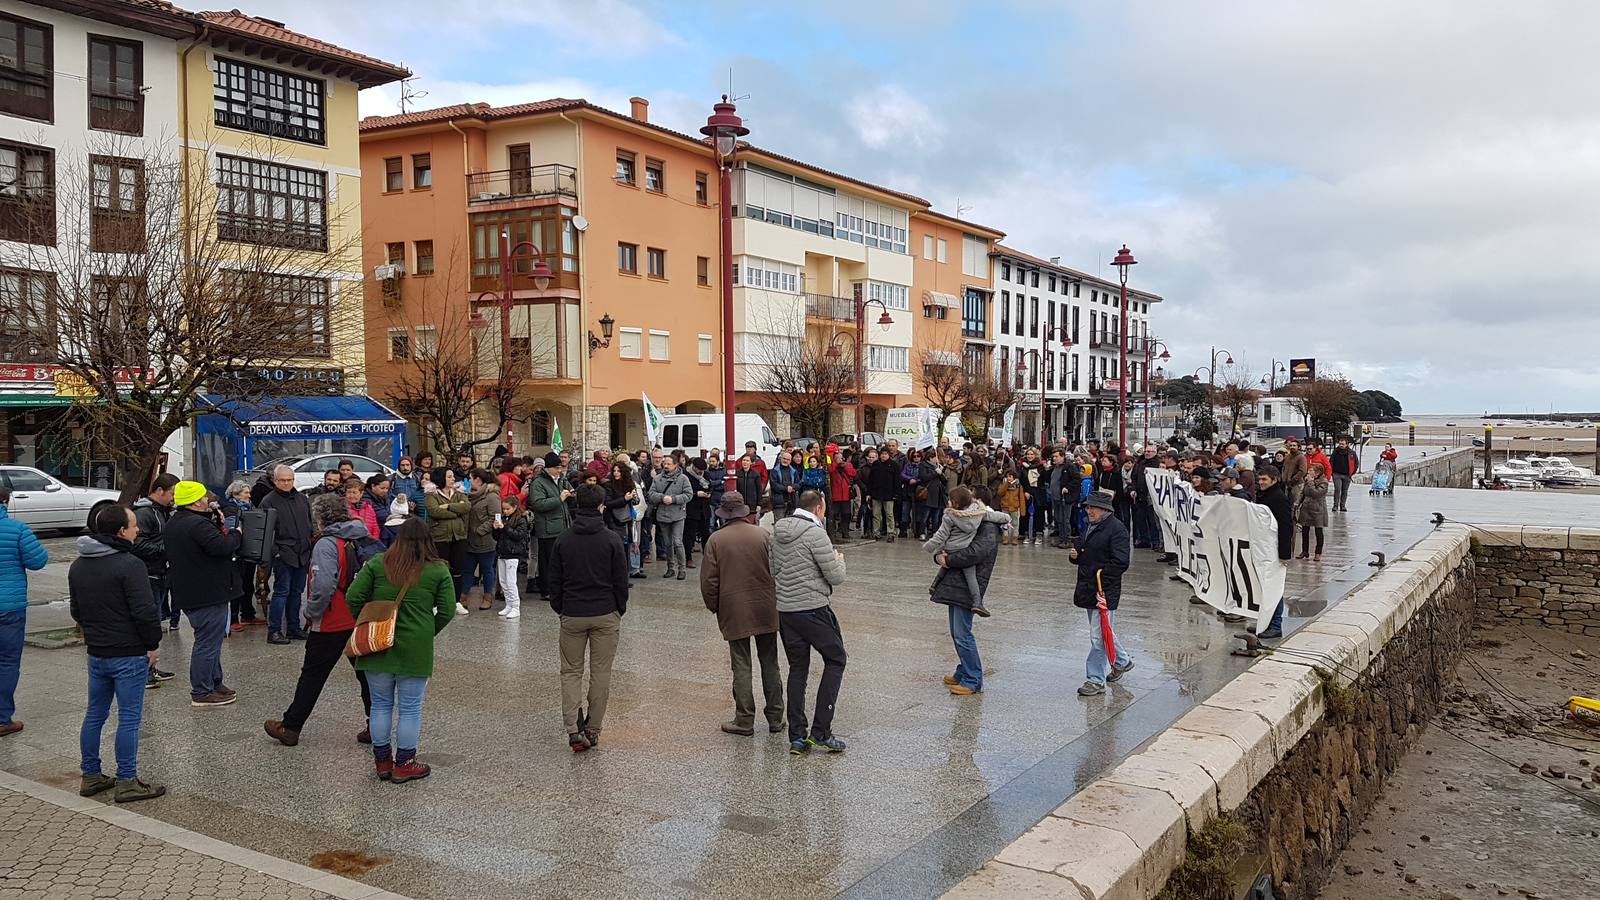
[259,455,311,470]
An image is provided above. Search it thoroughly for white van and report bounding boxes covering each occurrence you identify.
[657,413,781,467]
[882,407,965,451]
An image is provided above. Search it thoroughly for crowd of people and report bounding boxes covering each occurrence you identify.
[0,430,1371,798]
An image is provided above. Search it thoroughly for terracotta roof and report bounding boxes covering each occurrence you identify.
[913,207,1005,239]
[198,9,410,88]
[992,243,1164,302]
[25,0,198,37]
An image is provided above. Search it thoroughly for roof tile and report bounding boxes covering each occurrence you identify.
[198,9,410,87]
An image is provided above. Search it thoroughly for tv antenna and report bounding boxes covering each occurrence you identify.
[398,77,429,113]
[956,197,972,220]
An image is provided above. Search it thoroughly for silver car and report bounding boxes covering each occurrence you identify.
[1,466,121,532]
[250,454,396,492]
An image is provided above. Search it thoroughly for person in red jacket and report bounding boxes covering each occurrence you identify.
[826,450,857,540]
[1380,443,1398,463]
[497,456,524,499]
[1304,440,1334,480]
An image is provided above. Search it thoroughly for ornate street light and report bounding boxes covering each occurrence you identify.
[702,96,750,493]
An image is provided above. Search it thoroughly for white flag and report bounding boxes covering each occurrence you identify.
[1001,402,1018,446]
[642,392,664,447]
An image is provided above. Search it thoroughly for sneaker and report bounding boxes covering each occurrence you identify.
[266,632,291,645]
[1168,574,1185,582]
[662,569,675,579]
[584,730,600,748]
[389,760,431,783]
[168,621,180,632]
[1106,660,1135,683]
[230,622,246,633]
[497,606,510,617]
[569,732,592,753]
[721,721,755,736]
[629,571,647,579]
[78,773,115,797]
[263,720,299,747]
[191,692,236,708]
[455,603,469,616]
[1077,681,1106,696]
[114,778,166,803]
[789,739,810,756]
[504,607,520,620]
[150,668,175,682]
[805,735,847,753]
[215,685,236,698]
[144,671,160,690]
[949,684,979,695]
[1220,613,1248,623]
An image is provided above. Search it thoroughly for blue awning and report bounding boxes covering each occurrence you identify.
[199,394,406,439]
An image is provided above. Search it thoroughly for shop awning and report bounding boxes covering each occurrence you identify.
[922,290,959,309]
[0,394,76,407]
[199,394,405,438]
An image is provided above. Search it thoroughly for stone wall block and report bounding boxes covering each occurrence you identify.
[1522,525,1570,549]
[1054,782,1186,898]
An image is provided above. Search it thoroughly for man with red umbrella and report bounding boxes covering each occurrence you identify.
[1070,491,1133,696]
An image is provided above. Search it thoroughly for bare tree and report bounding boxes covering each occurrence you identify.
[1212,365,1261,440]
[919,336,975,432]
[744,329,856,439]
[1285,374,1361,443]
[1,131,365,501]
[967,364,1025,435]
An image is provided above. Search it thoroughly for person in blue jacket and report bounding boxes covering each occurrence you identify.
[0,485,50,739]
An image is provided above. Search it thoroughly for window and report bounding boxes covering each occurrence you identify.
[936,238,947,263]
[961,288,986,339]
[1049,275,1057,293]
[648,329,669,361]
[1001,262,1010,281]
[644,158,664,193]
[734,255,799,293]
[1071,354,1080,391]
[470,207,578,282]
[384,157,402,192]
[414,240,434,274]
[507,337,532,377]
[0,141,53,244]
[999,347,1009,385]
[646,247,666,278]
[385,242,404,266]
[615,150,636,185]
[1059,352,1068,391]
[90,275,147,345]
[1015,292,1025,334]
[1073,281,1081,298]
[1263,404,1274,423]
[412,153,431,189]
[252,273,330,356]
[961,234,987,277]
[864,280,909,311]
[213,57,325,145]
[695,171,709,205]
[697,256,710,286]
[1072,306,1080,343]
[0,14,51,121]
[1048,300,1057,334]
[413,325,437,358]
[387,327,409,360]
[0,267,54,357]
[999,291,1010,334]
[90,156,144,252]
[1031,271,1039,288]
[739,163,844,240]
[618,242,638,274]
[867,345,909,372]
[923,234,935,260]
[88,36,142,134]
[216,155,327,250]
[698,334,713,364]
[618,327,642,359]
[934,306,947,320]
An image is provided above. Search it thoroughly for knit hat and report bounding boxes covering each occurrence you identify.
[543,452,562,469]
[385,496,410,527]
[173,480,207,507]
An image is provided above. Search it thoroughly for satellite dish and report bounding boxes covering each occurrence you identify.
[572,215,589,232]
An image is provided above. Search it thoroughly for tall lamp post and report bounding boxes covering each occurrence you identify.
[1259,359,1287,393]
[1109,245,1136,451]
[469,228,552,455]
[851,298,893,436]
[1199,346,1234,390]
[1142,338,1171,446]
[1020,325,1073,447]
[702,96,749,494]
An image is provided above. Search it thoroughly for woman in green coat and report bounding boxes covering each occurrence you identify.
[424,467,470,612]
[346,518,456,784]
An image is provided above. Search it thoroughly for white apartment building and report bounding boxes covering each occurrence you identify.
[989,245,1162,446]
[731,154,921,435]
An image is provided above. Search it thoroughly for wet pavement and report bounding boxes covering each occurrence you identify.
[3,486,1599,899]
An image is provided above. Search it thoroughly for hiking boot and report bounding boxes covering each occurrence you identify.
[266,632,291,645]
[569,732,592,753]
[389,760,431,783]
[263,720,299,747]
[788,739,810,756]
[942,674,959,686]
[375,759,393,781]
[356,727,372,744]
[805,735,847,753]
[1077,681,1106,696]
[1256,627,1283,640]
[114,778,166,803]
[949,684,979,696]
[1106,660,1135,683]
[721,721,755,736]
[191,692,236,708]
[79,773,115,797]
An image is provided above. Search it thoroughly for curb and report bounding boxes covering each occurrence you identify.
[0,769,414,900]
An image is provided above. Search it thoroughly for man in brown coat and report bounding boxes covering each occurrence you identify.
[1280,439,1309,552]
[700,493,784,736]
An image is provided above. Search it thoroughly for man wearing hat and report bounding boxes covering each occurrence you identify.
[1069,491,1132,696]
[162,480,242,707]
[700,493,783,737]
[1218,467,1247,499]
[527,454,573,601]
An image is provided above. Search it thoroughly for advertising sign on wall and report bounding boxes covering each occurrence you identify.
[1288,358,1316,384]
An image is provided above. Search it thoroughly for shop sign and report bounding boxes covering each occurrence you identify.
[244,420,397,437]
[220,367,345,396]
[1289,358,1316,384]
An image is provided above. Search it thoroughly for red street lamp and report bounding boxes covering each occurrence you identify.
[850,298,894,436]
[702,96,749,494]
[472,230,552,454]
[1109,244,1137,452]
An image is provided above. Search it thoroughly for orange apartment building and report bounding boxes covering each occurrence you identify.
[910,210,1004,401]
[358,97,722,455]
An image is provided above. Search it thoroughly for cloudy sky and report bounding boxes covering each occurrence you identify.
[260,0,1598,414]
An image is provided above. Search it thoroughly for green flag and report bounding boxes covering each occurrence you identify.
[550,420,564,454]
[642,392,664,447]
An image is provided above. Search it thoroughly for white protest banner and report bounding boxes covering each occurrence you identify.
[1145,468,1285,629]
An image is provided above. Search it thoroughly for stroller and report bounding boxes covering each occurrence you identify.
[1370,459,1396,495]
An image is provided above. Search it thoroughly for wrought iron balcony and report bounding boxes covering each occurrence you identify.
[803,292,855,322]
[467,165,578,203]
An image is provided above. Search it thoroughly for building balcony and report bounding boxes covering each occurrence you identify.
[467,165,578,204]
[803,292,856,323]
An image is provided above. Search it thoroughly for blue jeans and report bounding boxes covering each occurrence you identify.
[947,605,982,690]
[462,550,497,595]
[185,604,229,699]
[367,672,428,752]
[150,575,173,625]
[0,608,23,725]
[1267,598,1286,634]
[1085,608,1132,686]
[269,562,307,635]
[81,655,148,780]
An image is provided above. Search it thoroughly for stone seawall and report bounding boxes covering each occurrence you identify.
[1354,446,1476,489]
[943,526,1475,900]
[1471,525,1600,635]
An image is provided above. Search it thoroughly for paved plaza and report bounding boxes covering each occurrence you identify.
[4,486,1599,899]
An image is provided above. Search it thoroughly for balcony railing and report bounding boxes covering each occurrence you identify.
[467,165,578,203]
[803,292,855,322]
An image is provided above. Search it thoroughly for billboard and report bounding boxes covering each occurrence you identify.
[1288,358,1316,384]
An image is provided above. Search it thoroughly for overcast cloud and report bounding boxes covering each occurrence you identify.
[260,0,1600,413]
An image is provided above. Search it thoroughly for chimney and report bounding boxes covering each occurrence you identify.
[629,97,649,123]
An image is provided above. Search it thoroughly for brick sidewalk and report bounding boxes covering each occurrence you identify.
[0,771,406,900]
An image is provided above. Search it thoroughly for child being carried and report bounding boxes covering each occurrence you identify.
[923,485,1010,616]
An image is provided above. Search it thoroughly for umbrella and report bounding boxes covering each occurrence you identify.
[1095,569,1117,666]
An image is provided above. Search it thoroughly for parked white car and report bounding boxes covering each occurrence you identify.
[248,454,395,491]
[1,466,121,532]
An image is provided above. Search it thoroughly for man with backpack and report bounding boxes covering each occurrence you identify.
[264,494,382,746]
